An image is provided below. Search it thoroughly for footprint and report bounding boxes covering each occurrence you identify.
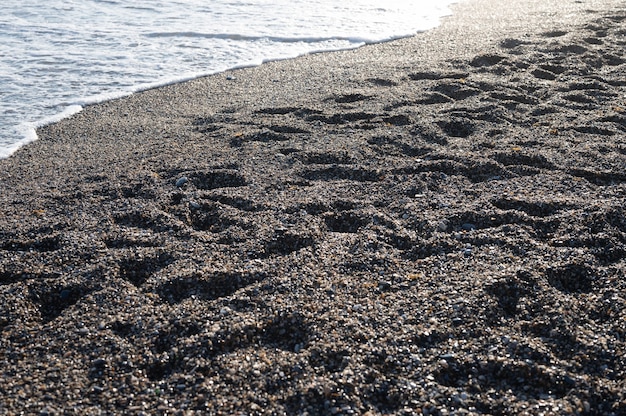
[155,271,267,304]
[572,125,617,136]
[299,166,383,182]
[393,158,508,183]
[308,348,351,373]
[433,82,481,100]
[530,106,559,116]
[445,210,527,232]
[113,210,176,233]
[324,211,370,233]
[200,312,310,360]
[548,44,588,55]
[151,321,202,354]
[606,14,626,23]
[187,170,247,190]
[443,105,510,123]
[492,151,555,170]
[583,37,603,45]
[230,131,290,147]
[489,91,538,105]
[531,68,557,80]
[561,80,608,91]
[255,107,300,115]
[203,195,263,212]
[29,281,96,323]
[367,78,398,87]
[294,151,355,165]
[545,263,595,294]
[290,201,331,215]
[142,321,203,380]
[186,203,240,232]
[437,118,475,138]
[264,227,316,256]
[539,64,568,74]
[561,235,626,264]
[485,273,532,316]
[434,359,571,399]
[104,235,161,249]
[598,114,626,131]
[118,253,174,287]
[1,271,60,286]
[408,71,468,81]
[562,92,597,104]
[491,197,566,217]
[500,38,527,49]
[305,112,378,125]
[541,30,568,38]
[192,116,222,133]
[1,235,61,252]
[568,168,626,185]
[119,180,157,200]
[412,124,448,145]
[382,114,412,126]
[260,312,310,351]
[332,93,371,104]
[415,93,453,105]
[469,54,506,67]
[601,53,625,66]
[367,135,433,157]
[268,125,309,134]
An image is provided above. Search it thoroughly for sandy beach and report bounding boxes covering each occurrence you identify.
[1,0,626,414]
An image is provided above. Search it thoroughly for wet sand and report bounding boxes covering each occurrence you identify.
[1,0,626,414]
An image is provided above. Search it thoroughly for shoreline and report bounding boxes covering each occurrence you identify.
[0,2,457,161]
[2,0,626,414]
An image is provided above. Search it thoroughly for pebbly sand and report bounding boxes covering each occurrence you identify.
[1,0,626,414]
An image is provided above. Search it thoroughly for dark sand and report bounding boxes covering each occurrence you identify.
[2,0,626,414]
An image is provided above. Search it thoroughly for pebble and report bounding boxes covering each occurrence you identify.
[461,223,476,231]
[175,176,189,187]
[452,317,464,326]
[92,358,107,368]
[39,407,59,416]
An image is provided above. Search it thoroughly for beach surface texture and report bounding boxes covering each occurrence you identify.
[1,0,626,414]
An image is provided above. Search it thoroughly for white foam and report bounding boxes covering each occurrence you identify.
[2,105,85,159]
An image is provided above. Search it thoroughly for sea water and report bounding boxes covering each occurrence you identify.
[0,0,457,158]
